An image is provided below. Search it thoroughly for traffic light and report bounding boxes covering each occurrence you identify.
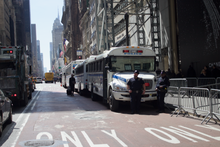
[78,56,82,59]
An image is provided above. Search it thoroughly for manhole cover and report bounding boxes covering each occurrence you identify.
[24,140,54,146]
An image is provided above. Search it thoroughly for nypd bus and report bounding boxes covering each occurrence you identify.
[74,56,97,95]
[62,59,84,88]
[85,46,157,111]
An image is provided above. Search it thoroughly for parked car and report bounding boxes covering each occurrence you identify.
[36,77,42,83]
[0,89,13,137]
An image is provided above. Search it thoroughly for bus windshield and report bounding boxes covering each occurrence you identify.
[110,56,155,72]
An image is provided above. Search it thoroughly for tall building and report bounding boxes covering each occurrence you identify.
[23,0,32,56]
[12,0,25,47]
[50,42,53,70]
[51,15,63,71]
[71,0,81,60]
[37,40,43,77]
[79,0,90,59]
[62,0,72,64]
[31,24,38,77]
[40,53,44,77]
[0,0,16,46]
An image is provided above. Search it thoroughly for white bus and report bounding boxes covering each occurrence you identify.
[86,46,157,111]
[74,56,97,95]
[62,59,84,88]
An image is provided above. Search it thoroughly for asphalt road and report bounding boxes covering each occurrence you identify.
[0,82,220,147]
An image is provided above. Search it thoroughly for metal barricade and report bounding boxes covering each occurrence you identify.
[165,86,179,109]
[201,89,220,124]
[172,87,210,118]
[198,77,216,87]
[216,77,220,89]
[169,78,187,88]
[186,77,197,87]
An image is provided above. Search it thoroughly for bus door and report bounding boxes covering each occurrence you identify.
[103,57,109,102]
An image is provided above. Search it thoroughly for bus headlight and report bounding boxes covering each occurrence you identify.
[113,85,127,91]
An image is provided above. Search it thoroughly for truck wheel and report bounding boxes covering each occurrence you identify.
[7,109,12,124]
[109,88,119,111]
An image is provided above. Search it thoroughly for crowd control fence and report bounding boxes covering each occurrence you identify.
[169,77,220,89]
[165,87,220,124]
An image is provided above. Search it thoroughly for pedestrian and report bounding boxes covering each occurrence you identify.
[156,70,170,113]
[127,70,145,114]
[187,63,196,77]
[204,65,211,77]
[69,74,76,96]
[211,65,220,78]
[199,69,206,77]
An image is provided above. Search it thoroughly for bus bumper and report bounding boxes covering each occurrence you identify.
[112,91,157,102]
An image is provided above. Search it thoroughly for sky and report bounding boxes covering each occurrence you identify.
[30,0,64,72]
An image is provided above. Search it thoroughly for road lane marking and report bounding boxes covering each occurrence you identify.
[145,128,180,144]
[179,125,220,141]
[161,126,209,143]
[3,90,41,147]
[81,131,110,147]
[195,124,220,131]
[31,100,37,111]
[36,132,53,140]
[101,130,128,147]
[61,131,83,147]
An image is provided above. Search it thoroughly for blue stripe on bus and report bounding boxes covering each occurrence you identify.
[112,75,127,82]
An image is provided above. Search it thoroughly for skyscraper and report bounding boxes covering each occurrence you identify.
[31,24,38,77]
[51,14,63,71]
[50,42,53,71]
[0,0,16,46]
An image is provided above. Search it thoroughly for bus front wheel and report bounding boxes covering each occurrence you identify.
[109,88,119,112]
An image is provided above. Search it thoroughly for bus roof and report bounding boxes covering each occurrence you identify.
[88,46,155,62]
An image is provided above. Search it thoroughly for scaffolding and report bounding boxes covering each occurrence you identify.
[95,0,161,60]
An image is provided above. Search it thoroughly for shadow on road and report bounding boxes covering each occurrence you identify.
[0,122,16,146]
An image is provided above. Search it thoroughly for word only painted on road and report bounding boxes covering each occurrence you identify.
[145,124,220,144]
[34,125,220,147]
[36,130,128,147]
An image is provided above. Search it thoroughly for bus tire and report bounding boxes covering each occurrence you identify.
[109,88,119,111]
